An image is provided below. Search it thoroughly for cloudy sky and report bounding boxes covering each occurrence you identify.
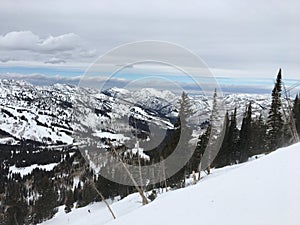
[0,0,299,92]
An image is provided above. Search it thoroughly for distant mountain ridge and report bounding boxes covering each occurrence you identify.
[0,79,273,146]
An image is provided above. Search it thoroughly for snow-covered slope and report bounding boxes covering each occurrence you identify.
[41,143,300,225]
[0,80,177,145]
[0,79,275,147]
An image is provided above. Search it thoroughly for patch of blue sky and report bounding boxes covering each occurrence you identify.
[1,66,298,92]
[110,70,277,88]
[111,72,196,83]
[215,77,274,87]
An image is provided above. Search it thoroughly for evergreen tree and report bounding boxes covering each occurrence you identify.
[212,112,230,168]
[227,108,239,164]
[201,89,223,174]
[239,103,252,163]
[194,123,211,172]
[250,114,267,155]
[179,91,193,120]
[178,91,193,183]
[213,108,239,168]
[266,69,284,151]
[292,94,300,136]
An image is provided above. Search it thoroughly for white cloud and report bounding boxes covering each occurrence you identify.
[0,31,81,53]
[0,31,97,64]
[0,31,39,50]
[39,33,81,52]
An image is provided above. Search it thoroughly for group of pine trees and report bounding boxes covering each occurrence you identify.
[189,69,300,174]
[144,68,299,188]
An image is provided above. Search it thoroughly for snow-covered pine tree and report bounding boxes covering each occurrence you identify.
[201,89,224,174]
[179,91,193,120]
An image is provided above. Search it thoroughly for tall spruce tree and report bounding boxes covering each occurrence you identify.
[239,103,252,163]
[227,108,239,164]
[163,92,193,188]
[266,69,284,151]
[250,114,267,155]
[179,91,193,120]
[202,89,221,174]
[211,106,239,168]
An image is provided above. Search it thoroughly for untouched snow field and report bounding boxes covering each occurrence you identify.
[41,143,300,225]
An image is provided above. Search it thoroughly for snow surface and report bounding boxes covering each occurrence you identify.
[9,163,58,177]
[93,132,130,142]
[40,194,142,225]
[40,143,300,225]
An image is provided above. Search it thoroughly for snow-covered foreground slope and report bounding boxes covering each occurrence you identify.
[41,143,300,225]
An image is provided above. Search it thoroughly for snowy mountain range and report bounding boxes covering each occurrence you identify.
[0,79,275,147]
